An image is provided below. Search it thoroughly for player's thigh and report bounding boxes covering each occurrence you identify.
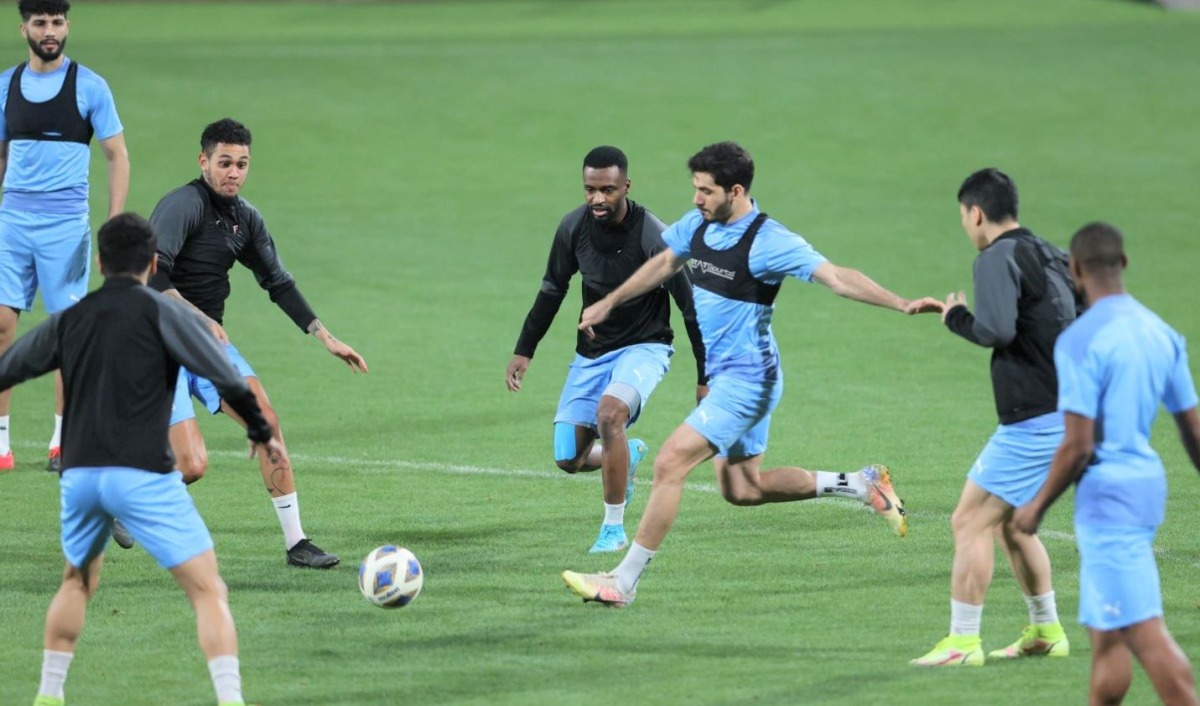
[99,467,214,570]
[32,212,90,313]
[0,210,39,311]
[967,418,1063,508]
[553,353,615,429]
[191,341,258,415]
[654,421,718,482]
[1076,523,1162,631]
[712,453,764,495]
[952,479,1014,533]
[605,343,672,424]
[684,374,781,459]
[58,469,113,569]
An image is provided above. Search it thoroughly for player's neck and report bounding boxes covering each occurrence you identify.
[1084,274,1125,305]
[981,219,1020,247]
[721,197,754,225]
[27,53,65,74]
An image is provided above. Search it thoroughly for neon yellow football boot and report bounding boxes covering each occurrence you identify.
[910,634,985,667]
[988,623,1069,659]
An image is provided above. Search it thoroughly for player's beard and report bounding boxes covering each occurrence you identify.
[28,36,66,62]
[708,195,735,223]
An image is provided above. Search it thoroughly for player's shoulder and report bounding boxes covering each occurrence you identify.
[0,64,17,83]
[154,181,205,211]
[670,208,706,233]
[237,196,267,228]
[639,204,668,234]
[558,204,588,230]
[69,60,113,92]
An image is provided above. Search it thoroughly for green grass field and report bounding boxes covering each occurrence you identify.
[1,1,1199,704]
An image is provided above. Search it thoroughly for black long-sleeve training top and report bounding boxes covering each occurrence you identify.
[0,277,273,473]
[148,178,317,331]
[514,200,707,384]
[944,228,1077,425]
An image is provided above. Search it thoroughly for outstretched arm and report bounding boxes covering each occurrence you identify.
[1013,412,1094,534]
[579,249,686,338]
[308,319,367,373]
[811,262,942,314]
[99,133,129,219]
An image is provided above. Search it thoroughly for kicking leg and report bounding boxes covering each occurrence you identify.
[221,378,337,568]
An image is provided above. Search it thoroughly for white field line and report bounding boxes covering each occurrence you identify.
[203,448,1086,544]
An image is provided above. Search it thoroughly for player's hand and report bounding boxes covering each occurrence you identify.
[207,317,230,344]
[506,355,530,392]
[578,299,614,340]
[322,336,368,373]
[695,384,709,406]
[248,437,284,461]
[941,291,968,324]
[1011,502,1043,535]
[903,297,945,315]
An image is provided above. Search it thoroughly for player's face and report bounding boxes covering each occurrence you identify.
[583,166,629,223]
[692,172,735,223]
[21,14,69,63]
[199,143,251,198]
[959,204,988,250]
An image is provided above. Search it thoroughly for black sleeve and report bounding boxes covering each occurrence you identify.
[945,245,1021,348]
[0,315,61,391]
[513,215,578,358]
[156,296,273,442]
[148,185,205,292]
[236,205,318,332]
[647,221,706,384]
[943,305,983,345]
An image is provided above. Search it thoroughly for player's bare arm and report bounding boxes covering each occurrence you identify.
[308,319,368,373]
[506,354,530,392]
[812,262,943,314]
[1173,407,1200,472]
[163,288,228,343]
[99,132,129,219]
[579,249,685,338]
[1013,412,1094,534]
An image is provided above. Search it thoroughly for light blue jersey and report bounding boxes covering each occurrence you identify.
[0,58,123,212]
[1055,293,1198,527]
[661,205,827,381]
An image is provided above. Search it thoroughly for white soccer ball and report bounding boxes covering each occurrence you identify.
[358,545,423,608]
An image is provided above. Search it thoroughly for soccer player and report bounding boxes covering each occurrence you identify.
[911,168,1075,667]
[1,213,272,706]
[506,145,706,553]
[562,141,941,606]
[0,0,129,472]
[148,118,367,569]
[1014,222,1200,706]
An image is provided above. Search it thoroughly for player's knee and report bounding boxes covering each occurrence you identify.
[720,482,763,506]
[179,449,209,485]
[555,458,583,474]
[595,405,629,438]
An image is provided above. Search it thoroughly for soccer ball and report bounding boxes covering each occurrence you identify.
[358,545,423,608]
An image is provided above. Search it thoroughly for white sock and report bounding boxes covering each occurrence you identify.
[38,649,73,699]
[272,493,306,549]
[207,655,243,704]
[49,414,62,449]
[613,541,655,594]
[603,502,625,526]
[950,599,983,636]
[814,471,867,501]
[1025,591,1059,625]
[0,415,10,455]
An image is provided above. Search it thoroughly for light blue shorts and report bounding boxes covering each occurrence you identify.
[968,413,1063,507]
[168,367,197,426]
[554,343,672,428]
[684,372,783,458]
[1076,523,1162,631]
[188,341,256,415]
[0,208,90,312]
[59,467,213,570]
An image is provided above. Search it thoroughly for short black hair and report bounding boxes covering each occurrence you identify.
[200,118,252,156]
[688,141,754,193]
[583,146,627,173]
[957,168,1018,223]
[98,213,157,277]
[18,0,69,20]
[1070,221,1125,272]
